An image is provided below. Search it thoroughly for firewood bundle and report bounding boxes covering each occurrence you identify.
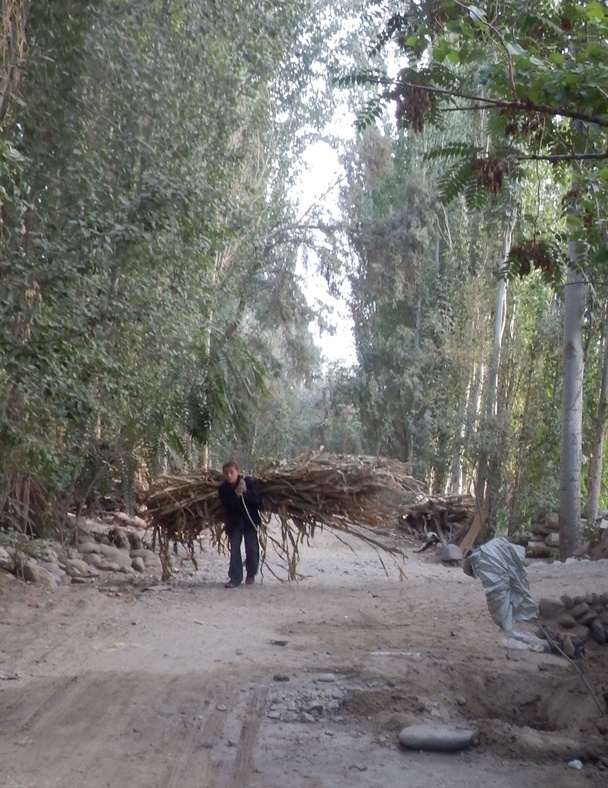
[144,452,425,579]
[396,495,478,548]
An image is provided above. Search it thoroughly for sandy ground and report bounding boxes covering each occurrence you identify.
[1,527,607,788]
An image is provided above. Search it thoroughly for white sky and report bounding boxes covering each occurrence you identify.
[295,135,357,367]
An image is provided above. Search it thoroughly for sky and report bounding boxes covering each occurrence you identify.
[295,136,357,367]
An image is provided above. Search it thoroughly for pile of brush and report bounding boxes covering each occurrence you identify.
[144,452,424,580]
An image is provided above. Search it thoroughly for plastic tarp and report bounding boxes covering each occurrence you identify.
[467,537,538,632]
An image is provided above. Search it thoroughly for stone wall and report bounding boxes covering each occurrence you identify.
[538,592,608,658]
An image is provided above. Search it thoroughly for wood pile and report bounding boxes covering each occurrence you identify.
[144,452,425,580]
[525,512,560,558]
[524,512,608,560]
[395,495,480,549]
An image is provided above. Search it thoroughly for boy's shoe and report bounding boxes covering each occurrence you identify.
[224,580,238,588]
[245,576,254,585]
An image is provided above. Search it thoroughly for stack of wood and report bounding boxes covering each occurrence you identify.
[144,452,425,580]
[395,495,479,550]
[526,512,560,558]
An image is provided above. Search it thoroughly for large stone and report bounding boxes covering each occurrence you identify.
[555,614,577,629]
[579,610,598,626]
[77,541,101,555]
[21,563,58,589]
[560,594,575,609]
[570,602,590,619]
[38,561,66,580]
[398,725,476,752]
[569,624,592,643]
[130,548,162,568]
[131,557,145,573]
[561,635,576,659]
[538,598,565,620]
[97,544,132,569]
[65,558,98,578]
[81,552,103,568]
[99,562,121,572]
[440,544,463,563]
[591,620,607,645]
[13,551,36,570]
[544,532,560,547]
[108,528,130,549]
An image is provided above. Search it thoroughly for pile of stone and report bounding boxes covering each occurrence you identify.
[0,513,162,589]
[538,592,608,658]
[526,512,561,558]
[266,672,345,724]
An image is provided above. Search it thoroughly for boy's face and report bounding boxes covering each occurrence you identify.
[223,466,240,485]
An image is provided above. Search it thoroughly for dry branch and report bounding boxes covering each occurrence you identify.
[144,452,425,580]
[396,494,479,547]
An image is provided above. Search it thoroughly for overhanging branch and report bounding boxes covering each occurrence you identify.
[518,150,608,162]
[394,79,608,129]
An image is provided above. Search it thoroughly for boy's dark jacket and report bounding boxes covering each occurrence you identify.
[218,475,262,535]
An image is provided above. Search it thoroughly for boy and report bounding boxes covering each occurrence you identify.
[218,461,263,588]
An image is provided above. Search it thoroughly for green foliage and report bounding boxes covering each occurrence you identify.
[332,0,608,537]
[347,1,608,241]
[0,0,356,527]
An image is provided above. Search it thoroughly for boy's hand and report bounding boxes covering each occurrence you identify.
[236,478,247,496]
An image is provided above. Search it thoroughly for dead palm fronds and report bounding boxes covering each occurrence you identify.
[144,451,425,580]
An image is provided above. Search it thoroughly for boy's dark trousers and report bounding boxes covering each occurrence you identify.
[228,527,259,585]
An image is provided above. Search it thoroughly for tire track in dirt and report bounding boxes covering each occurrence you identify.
[0,672,238,787]
[0,675,79,736]
[157,674,221,788]
[216,683,268,788]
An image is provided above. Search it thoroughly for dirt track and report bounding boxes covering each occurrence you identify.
[1,529,607,787]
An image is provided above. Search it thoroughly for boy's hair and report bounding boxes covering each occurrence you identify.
[222,460,239,472]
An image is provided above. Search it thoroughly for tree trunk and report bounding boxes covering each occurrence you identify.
[486,205,515,418]
[475,205,516,500]
[0,1,33,132]
[447,379,469,495]
[586,323,608,523]
[559,250,586,559]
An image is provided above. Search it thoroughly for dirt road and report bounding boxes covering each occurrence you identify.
[1,529,607,787]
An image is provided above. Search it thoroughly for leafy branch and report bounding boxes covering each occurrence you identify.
[389,79,608,130]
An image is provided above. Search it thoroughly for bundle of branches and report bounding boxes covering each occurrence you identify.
[396,495,477,547]
[144,452,425,580]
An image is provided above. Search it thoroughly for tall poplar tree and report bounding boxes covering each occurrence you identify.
[347,0,608,555]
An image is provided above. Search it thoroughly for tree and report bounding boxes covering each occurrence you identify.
[347,0,608,555]
[586,313,608,524]
[0,0,356,528]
